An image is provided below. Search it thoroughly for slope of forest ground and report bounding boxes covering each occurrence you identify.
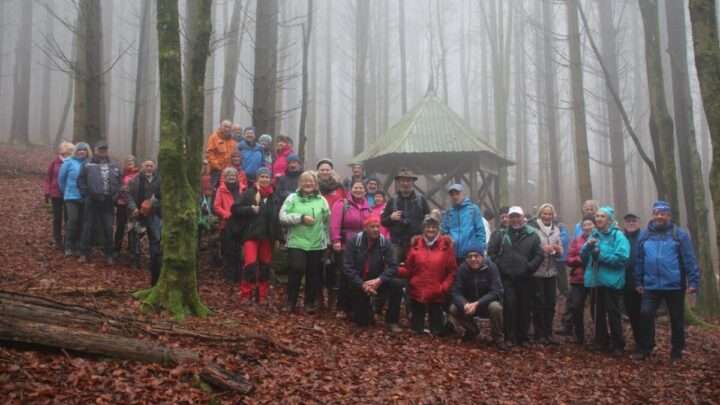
[0,145,719,404]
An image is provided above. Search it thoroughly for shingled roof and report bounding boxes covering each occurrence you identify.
[352,95,513,174]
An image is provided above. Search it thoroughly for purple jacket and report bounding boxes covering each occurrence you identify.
[330,197,371,244]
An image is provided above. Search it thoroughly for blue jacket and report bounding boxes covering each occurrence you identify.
[634,222,700,291]
[238,140,265,179]
[558,223,570,262]
[57,156,86,201]
[581,226,629,290]
[441,198,486,258]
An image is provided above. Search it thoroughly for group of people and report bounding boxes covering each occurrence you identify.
[45,120,702,362]
[45,141,162,282]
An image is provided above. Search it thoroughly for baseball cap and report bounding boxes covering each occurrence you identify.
[508,206,524,217]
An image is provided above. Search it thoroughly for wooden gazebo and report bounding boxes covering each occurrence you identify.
[352,95,513,213]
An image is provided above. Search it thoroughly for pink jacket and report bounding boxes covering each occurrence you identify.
[330,197,371,244]
[372,204,391,240]
[272,145,293,180]
[44,156,64,199]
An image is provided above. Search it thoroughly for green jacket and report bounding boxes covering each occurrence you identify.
[279,191,330,251]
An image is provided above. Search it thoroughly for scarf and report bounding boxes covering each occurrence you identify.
[258,184,274,198]
[424,234,440,247]
[536,218,555,237]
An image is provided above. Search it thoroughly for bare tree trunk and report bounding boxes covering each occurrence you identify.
[353,0,370,155]
[597,0,628,216]
[543,0,561,208]
[252,0,279,138]
[534,0,547,205]
[306,0,318,164]
[202,0,217,134]
[459,0,470,123]
[41,4,54,146]
[436,0,448,105]
[132,0,155,159]
[512,0,526,205]
[566,0,593,203]
[10,0,33,145]
[669,0,720,315]
[638,0,678,216]
[324,0,333,158]
[381,0,390,132]
[298,0,314,161]
[103,0,113,139]
[73,0,106,145]
[399,0,407,115]
[220,0,246,122]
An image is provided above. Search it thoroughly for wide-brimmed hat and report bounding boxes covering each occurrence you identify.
[394,168,418,181]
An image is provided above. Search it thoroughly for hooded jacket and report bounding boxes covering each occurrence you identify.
[451,260,503,310]
[279,191,330,251]
[272,145,293,180]
[206,130,237,172]
[77,156,122,201]
[214,177,244,227]
[566,234,588,285]
[441,197,486,258]
[45,155,65,199]
[581,226,629,290]
[486,225,543,280]
[343,232,397,288]
[330,197,372,244]
[319,176,347,209]
[634,221,700,291]
[238,140,265,179]
[230,185,281,241]
[397,235,457,304]
[58,156,87,201]
[380,191,431,246]
[527,219,563,278]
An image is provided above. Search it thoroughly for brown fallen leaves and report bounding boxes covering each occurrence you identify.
[1,145,720,404]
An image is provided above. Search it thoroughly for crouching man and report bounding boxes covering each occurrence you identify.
[449,243,508,351]
[343,215,403,332]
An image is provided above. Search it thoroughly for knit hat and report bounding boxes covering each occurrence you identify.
[287,154,300,163]
[462,241,485,258]
[598,205,616,223]
[256,167,271,178]
[364,215,381,227]
[422,210,441,227]
[316,158,334,170]
[652,200,671,214]
[74,142,90,152]
[258,134,273,145]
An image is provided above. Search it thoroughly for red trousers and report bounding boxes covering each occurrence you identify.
[239,239,273,302]
[243,239,273,266]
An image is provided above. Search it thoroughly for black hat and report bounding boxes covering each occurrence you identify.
[316,158,334,170]
[394,168,418,181]
[95,140,109,150]
[623,213,640,220]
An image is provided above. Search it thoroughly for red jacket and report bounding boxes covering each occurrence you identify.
[272,145,293,180]
[214,177,246,228]
[398,235,457,304]
[44,156,64,199]
[117,167,139,206]
[566,234,588,285]
[322,186,346,213]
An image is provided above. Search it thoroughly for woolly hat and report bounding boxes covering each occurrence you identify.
[287,154,301,163]
[258,134,273,145]
[256,167,271,178]
[598,205,616,223]
[74,142,90,152]
[363,215,381,227]
[652,200,671,214]
[462,240,485,258]
[316,158,334,170]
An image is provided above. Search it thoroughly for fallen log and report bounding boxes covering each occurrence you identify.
[0,317,254,394]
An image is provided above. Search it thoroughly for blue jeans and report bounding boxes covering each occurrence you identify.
[639,290,685,356]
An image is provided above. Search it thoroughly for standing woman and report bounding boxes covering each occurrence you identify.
[398,213,457,335]
[279,171,330,313]
[581,206,629,356]
[58,142,90,257]
[214,167,246,282]
[114,156,139,253]
[330,179,372,317]
[45,141,74,250]
[232,167,281,304]
[565,215,594,344]
[527,203,564,344]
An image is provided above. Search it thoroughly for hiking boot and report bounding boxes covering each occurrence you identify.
[78,256,88,263]
[670,351,683,362]
[305,303,318,314]
[106,256,115,265]
[64,249,73,258]
[386,323,402,334]
[545,336,559,346]
[610,348,625,358]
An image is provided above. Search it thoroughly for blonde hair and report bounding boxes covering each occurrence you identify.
[58,141,75,155]
[222,166,238,179]
[297,170,319,193]
[536,203,556,218]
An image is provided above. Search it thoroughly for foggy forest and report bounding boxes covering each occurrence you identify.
[1,0,720,402]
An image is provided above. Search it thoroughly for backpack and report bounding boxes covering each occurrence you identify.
[354,231,388,250]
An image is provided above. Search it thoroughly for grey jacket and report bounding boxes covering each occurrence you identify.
[528,219,563,278]
[77,157,122,201]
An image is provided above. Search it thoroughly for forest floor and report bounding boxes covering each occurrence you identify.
[0,145,719,404]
